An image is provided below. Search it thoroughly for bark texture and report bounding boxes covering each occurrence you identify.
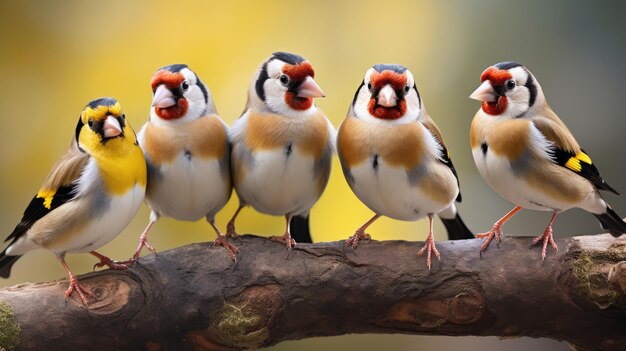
[0,234,625,351]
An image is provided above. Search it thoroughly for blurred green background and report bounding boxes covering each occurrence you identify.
[1,0,625,349]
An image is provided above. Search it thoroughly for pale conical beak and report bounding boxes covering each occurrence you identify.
[103,115,122,138]
[470,80,496,102]
[296,76,325,98]
[377,84,398,107]
[152,85,176,108]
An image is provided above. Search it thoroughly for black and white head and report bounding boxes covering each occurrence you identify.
[248,52,325,117]
[150,64,216,124]
[469,61,545,118]
[350,64,422,124]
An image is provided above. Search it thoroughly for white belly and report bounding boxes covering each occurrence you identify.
[147,155,231,221]
[473,147,571,211]
[236,149,320,216]
[349,159,453,221]
[67,184,145,254]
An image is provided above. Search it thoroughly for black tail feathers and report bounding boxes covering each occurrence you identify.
[440,213,474,240]
[290,215,313,243]
[594,207,626,237]
[0,249,22,279]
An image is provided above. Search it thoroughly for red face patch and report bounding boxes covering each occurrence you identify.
[480,67,512,86]
[285,93,313,110]
[482,96,508,115]
[370,71,407,91]
[151,70,188,119]
[282,61,315,82]
[367,71,408,120]
[282,62,316,111]
[480,66,513,116]
[151,70,185,92]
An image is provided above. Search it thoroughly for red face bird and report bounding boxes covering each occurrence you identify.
[367,69,409,120]
[150,68,190,120]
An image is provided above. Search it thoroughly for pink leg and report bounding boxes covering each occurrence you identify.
[208,220,239,261]
[90,251,133,270]
[226,204,245,239]
[477,206,523,257]
[59,256,94,306]
[132,212,159,261]
[344,214,381,250]
[530,210,559,260]
[270,215,297,250]
[417,214,440,271]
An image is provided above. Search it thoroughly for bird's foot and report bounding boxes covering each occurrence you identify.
[476,224,503,257]
[131,233,157,261]
[417,235,440,271]
[270,233,296,250]
[344,229,371,250]
[226,221,240,240]
[212,234,239,261]
[65,276,94,306]
[91,251,134,270]
[530,226,558,260]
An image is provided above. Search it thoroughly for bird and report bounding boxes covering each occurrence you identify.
[227,52,334,249]
[337,64,474,270]
[132,64,236,261]
[469,61,626,259]
[0,97,146,305]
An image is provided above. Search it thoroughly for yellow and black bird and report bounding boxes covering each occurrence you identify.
[469,62,626,259]
[227,52,334,248]
[0,97,146,305]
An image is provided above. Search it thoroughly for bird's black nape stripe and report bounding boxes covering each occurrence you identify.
[255,61,270,101]
[413,84,421,109]
[86,97,118,110]
[272,52,305,65]
[373,64,407,74]
[196,77,209,104]
[525,72,537,107]
[494,61,523,70]
[160,64,189,73]
[75,116,83,144]
[351,80,365,107]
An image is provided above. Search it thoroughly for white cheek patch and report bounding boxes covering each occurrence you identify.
[180,68,197,85]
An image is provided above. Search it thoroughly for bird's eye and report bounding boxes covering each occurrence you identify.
[506,80,516,90]
[279,74,290,86]
[120,114,126,120]
[88,120,94,128]
[404,85,411,93]
[367,83,372,91]
[181,81,190,91]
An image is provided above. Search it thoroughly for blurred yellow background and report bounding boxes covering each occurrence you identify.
[1,0,625,349]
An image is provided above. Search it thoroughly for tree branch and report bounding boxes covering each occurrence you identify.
[0,234,625,351]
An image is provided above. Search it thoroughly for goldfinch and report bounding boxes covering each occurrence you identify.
[338,64,474,270]
[227,52,333,249]
[0,98,146,305]
[469,62,626,259]
[132,64,235,260]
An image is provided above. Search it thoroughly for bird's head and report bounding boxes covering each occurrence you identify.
[251,52,325,117]
[470,62,542,118]
[351,64,421,124]
[150,64,213,122]
[76,97,134,148]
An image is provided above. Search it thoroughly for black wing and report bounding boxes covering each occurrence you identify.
[550,147,620,195]
[439,146,462,202]
[5,184,78,243]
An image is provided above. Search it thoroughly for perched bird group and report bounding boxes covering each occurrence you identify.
[1,52,624,305]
